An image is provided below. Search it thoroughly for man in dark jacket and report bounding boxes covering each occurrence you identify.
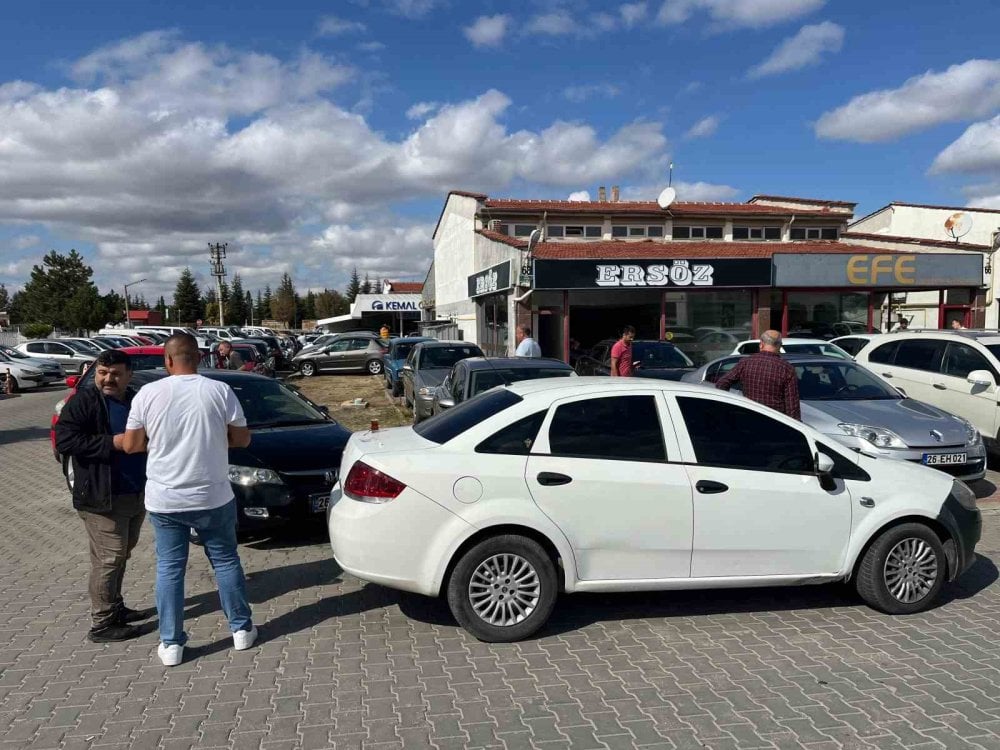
[55,349,153,642]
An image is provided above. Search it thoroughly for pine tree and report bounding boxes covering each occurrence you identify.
[0,283,9,311]
[361,273,372,295]
[271,273,297,327]
[245,291,254,325]
[173,268,203,326]
[303,290,317,320]
[346,267,362,303]
[155,296,167,313]
[227,275,247,327]
[254,290,265,320]
[18,249,95,327]
[261,285,273,320]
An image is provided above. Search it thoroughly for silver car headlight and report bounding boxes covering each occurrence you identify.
[228,465,283,486]
[949,479,977,511]
[21,368,42,376]
[838,423,907,449]
[959,418,982,446]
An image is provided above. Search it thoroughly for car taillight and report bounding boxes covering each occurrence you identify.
[343,461,406,503]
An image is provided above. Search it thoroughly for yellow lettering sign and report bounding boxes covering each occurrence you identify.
[846,254,918,285]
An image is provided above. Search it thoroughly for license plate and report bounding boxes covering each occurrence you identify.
[922,452,967,466]
[309,493,329,513]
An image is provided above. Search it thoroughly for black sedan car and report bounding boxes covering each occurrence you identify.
[574,339,696,380]
[56,368,351,535]
[431,357,575,415]
[401,341,484,422]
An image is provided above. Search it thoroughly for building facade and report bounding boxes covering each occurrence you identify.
[430,191,986,363]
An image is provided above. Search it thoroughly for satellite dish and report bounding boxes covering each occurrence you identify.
[657,187,677,209]
[945,212,973,241]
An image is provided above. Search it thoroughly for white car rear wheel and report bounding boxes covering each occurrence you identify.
[447,534,557,642]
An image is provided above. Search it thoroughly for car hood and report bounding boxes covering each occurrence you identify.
[415,369,449,388]
[802,398,970,448]
[12,356,62,371]
[229,421,352,472]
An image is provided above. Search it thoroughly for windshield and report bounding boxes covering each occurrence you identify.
[0,345,29,359]
[62,339,98,353]
[127,354,167,371]
[470,368,572,396]
[415,389,523,444]
[784,343,851,360]
[985,345,1000,361]
[390,341,423,361]
[632,342,694,368]
[420,345,483,369]
[795,362,900,401]
[228,379,328,428]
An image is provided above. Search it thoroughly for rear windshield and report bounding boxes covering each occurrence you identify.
[420,345,483,369]
[414,389,523,444]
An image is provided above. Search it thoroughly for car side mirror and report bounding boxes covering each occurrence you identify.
[318,405,330,415]
[438,397,456,410]
[815,451,836,491]
[967,369,994,387]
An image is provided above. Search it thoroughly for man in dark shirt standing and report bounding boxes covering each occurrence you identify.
[715,330,800,419]
[55,350,153,642]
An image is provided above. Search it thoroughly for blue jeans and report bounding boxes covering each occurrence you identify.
[148,500,253,646]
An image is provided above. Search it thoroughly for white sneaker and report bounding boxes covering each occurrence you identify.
[233,625,258,651]
[157,643,183,667]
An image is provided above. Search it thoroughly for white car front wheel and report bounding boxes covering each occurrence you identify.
[856,523,946,614]
[446,535,557,642]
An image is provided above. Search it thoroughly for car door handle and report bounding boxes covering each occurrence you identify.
[537,472,572,486]
[696,480,729,494]
[933,383,946,390]
[881,372,893,378]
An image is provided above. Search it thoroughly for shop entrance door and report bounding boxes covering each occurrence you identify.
[538,308,562,361]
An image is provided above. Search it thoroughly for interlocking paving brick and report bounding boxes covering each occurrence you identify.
[7,389,1000,749]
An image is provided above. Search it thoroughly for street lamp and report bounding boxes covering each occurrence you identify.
[123,278,147,329]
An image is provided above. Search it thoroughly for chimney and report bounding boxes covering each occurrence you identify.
[598,186,607,202]
[611,185,620,202]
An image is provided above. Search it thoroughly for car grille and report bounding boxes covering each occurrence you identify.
[279,468,339,497]
[908,457,985,477]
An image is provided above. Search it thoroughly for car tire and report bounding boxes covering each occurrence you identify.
[392,380,402,397]
[446,534,558,643]
[856,522,946,615]
[367,359,384,376]
[300,361,316,377]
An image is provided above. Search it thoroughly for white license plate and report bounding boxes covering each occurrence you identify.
[922,452,967,466]
[309,494,329,513]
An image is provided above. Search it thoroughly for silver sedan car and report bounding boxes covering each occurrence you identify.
[682,354,986,481]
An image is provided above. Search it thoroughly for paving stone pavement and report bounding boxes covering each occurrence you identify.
[5,386,1000,750]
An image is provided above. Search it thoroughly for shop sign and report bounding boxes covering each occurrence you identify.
[352,294,422,313]
[772,253,985,288]
[468,260,513,298]
[533,258,772,289]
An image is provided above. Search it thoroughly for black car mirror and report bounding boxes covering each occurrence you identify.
[318,405,330,415]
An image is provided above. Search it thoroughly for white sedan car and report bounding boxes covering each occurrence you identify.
[328,379,981,642]
[733,338,853,359]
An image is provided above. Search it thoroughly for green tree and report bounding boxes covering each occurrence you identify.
[173,268,203,326]
[315,288,348,318]
[0,283,9,311]
[302,290,317,320]
[345,267,361,303]
[361,273,372,295]
[271,273,297,326]
[254,290,265,320]
[245,291,254,324]
[261,285,273,320]
[102,291,126,325]
[17,249,94,327]
[65,284,107,333]
[155,295,167,313]
[203,288,220,326]
[227,275,247,326]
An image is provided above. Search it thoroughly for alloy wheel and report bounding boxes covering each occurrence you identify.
[468,553,540,627]
[368,360,383,375]
[883,537,938,604]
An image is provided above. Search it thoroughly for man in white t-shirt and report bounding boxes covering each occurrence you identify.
[123,333,255,666]
[514,324,542,357]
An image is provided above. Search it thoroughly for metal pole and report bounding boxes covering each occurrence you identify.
[124,287,131,329]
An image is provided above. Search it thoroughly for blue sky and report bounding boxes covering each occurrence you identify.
[0,0,998,303]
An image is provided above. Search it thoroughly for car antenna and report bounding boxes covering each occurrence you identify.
[478,346,513,389]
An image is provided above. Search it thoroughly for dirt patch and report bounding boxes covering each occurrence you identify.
[290,373,413,432]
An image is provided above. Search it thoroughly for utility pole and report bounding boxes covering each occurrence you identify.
[123,278,147,329]
[209,242,228,327]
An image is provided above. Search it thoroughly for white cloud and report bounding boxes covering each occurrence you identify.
[748,21,844,78]
[405,101,439,120]
[656,0,825,29]
[0,33,672,298]
[816,59,1000,143]
[528,4,650,38]
[317,15,367,36]
[358,41,386,52]
[464,14,511,48]
[311,222,435,278]
[568,191,592,201]
[563,83,620,103]
[930,115,1000,174]
[11,234,41,250]
[684,114,721,139]
[526,11,577,36]
[620,2,649,27]
[621,181,740,202]
[381,0,441,18]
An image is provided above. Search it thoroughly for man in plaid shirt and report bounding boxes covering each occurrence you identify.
[715,330,800,419]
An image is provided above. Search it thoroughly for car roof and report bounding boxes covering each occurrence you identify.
[505,376,723,398]
[461,357,572,371]
[119,346,165,355]
[416,340,479,348]
[390,336,435,343]
[740,337,832,346]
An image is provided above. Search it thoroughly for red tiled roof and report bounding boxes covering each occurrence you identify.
[386,281,424,293]
[481,199,846,218]
[841,232,990,251]
[477,229,528,248]
[749,194,857,208]
[530,240,904,260]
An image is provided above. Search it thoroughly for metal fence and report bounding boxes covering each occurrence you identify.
[419,321,464,341]
[0,331,24,347]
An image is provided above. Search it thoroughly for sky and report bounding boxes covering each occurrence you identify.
[0,0,998,304]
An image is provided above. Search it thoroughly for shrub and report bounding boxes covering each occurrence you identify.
[22,323,53,339]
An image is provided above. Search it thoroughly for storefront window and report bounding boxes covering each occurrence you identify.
[785,292,869,338]
[478,295,509,357]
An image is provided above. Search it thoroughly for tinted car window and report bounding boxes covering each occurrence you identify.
[867,341,898,364]
[705,358,740,383]
[391,342,418,360]
[740,342,760,354]
[26,343,45,353]
[414,389,523,444]
[894,340,945,372]
[630,342,693,368]
[834,337,868,357]
[470,367,573,396]
[548,396,666,462]
[476,411,547,455]
[677,396,812,473]
[817,442,870,482]
[419,345,483,369]
[942,343,994,379]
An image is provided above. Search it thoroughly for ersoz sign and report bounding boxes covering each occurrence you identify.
[596,260,714,287]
